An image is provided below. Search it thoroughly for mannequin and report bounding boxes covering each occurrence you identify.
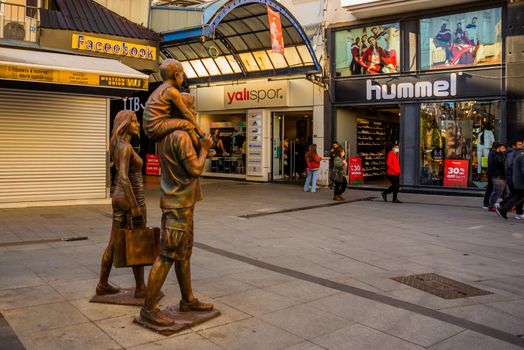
[477,124,495,174]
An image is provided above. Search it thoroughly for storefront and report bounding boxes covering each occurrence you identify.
[193,79,323,182]
[0,0,157,208]
[150,0,324,182]
[329,2,520,192]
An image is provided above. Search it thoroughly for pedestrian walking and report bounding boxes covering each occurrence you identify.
[304,144,322,193]
[329,141,339,189]
[382,144,402,203]
[499,139,524,219]
[332,147,347,201]
[487,142,506,211]
[482,145,496,210]
[496,149,524,219]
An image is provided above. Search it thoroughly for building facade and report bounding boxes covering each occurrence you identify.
[326,0,523,193]
[0,0,159,208]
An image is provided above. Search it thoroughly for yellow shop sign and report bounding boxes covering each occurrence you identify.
[72,34,157,61]
[0,63,149,90]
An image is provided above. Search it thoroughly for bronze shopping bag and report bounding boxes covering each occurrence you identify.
[113,227,160,268]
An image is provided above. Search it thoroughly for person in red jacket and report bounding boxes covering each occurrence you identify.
[382,145,402,203]
[304,144,322,192]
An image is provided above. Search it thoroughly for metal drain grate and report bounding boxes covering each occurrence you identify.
[391,273,493,299]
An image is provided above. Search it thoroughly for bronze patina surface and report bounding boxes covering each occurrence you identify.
[94,110,149,302]
[137,61,218,332]
[90,289,165,306]
[134,306,221,336]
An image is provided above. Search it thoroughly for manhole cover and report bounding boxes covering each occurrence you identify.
[391,273,493,299]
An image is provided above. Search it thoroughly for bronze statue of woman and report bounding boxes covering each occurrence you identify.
[96,110,147,298]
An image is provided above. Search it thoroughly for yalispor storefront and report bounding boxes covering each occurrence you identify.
[329,1,523,192]
[193,78,324,182]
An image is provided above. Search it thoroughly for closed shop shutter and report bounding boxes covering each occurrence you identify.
[0,89,108,204]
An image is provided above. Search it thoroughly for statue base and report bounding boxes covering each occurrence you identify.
[134,305,221,335]
[90,288,164,306]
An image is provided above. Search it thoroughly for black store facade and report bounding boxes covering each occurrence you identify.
[328,0,523,192]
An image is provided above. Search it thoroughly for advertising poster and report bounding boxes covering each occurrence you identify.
[420,8,502,70]
[267,5,285,55]
[145,154,160,176]
[443,159,469,188]
[335,23,400,77]
[349,157,364,185]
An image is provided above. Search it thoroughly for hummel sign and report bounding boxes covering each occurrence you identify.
[366,73,459,100]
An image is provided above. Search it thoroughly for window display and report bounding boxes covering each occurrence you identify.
[420,7,502,70]
[335,23,400,77]
[207,121,246,175]
[420,101,501,188]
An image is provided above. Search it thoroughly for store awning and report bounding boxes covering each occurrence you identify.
[151,0,321,83]
[0,47,149,92]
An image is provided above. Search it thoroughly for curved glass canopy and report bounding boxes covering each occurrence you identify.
[154,0,321,83]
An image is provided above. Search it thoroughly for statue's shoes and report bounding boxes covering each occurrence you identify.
[96,283,120,295]
[179,298,214,312]
[134,287,146,299]
[140,308,175,327]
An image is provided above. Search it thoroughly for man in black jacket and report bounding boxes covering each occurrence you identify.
[499,139,524,219]
[496,149,524,219]
[487,142,506,210]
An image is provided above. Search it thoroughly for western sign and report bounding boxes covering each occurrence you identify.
[224,81,288,109]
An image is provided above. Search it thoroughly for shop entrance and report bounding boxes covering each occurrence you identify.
[338,105,400,187]
[272,111,313,182]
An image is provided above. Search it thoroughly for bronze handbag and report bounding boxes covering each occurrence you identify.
[113,227,160,268]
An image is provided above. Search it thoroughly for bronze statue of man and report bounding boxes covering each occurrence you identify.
[139,60,214,327]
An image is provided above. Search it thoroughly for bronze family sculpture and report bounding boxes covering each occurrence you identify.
[134,59,220,333]
[96,110,147,299]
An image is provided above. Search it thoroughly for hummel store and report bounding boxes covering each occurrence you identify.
[193,78,324,182]
[329,2,521,192]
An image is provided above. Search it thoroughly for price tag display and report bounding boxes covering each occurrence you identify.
[349,157,364,185]
[443,160,469,188]
[145,154,161,176]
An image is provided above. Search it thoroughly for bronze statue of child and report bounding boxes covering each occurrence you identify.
[143,59,215,157]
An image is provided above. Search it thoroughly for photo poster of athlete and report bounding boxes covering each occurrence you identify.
[335,23,400,77]
[267,5,285,55]
[420,7,502,69]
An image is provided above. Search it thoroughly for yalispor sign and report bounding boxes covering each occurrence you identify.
[224,81,288,109]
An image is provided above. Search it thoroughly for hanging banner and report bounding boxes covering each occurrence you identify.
[145,154,161,176]
[349,157,364,185]
[267,5,285,55]
[443,159,469,188]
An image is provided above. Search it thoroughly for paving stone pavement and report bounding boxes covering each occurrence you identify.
[0,178,524,350]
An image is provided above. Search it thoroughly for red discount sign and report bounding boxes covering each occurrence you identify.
[145,154,161,176]
[443,160,469,188]
[349,156,364,185]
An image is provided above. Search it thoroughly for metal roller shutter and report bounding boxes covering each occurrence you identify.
[0,89,108,204]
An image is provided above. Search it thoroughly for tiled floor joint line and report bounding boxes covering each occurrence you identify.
[194,242,524,348]
[238,197,376,218]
